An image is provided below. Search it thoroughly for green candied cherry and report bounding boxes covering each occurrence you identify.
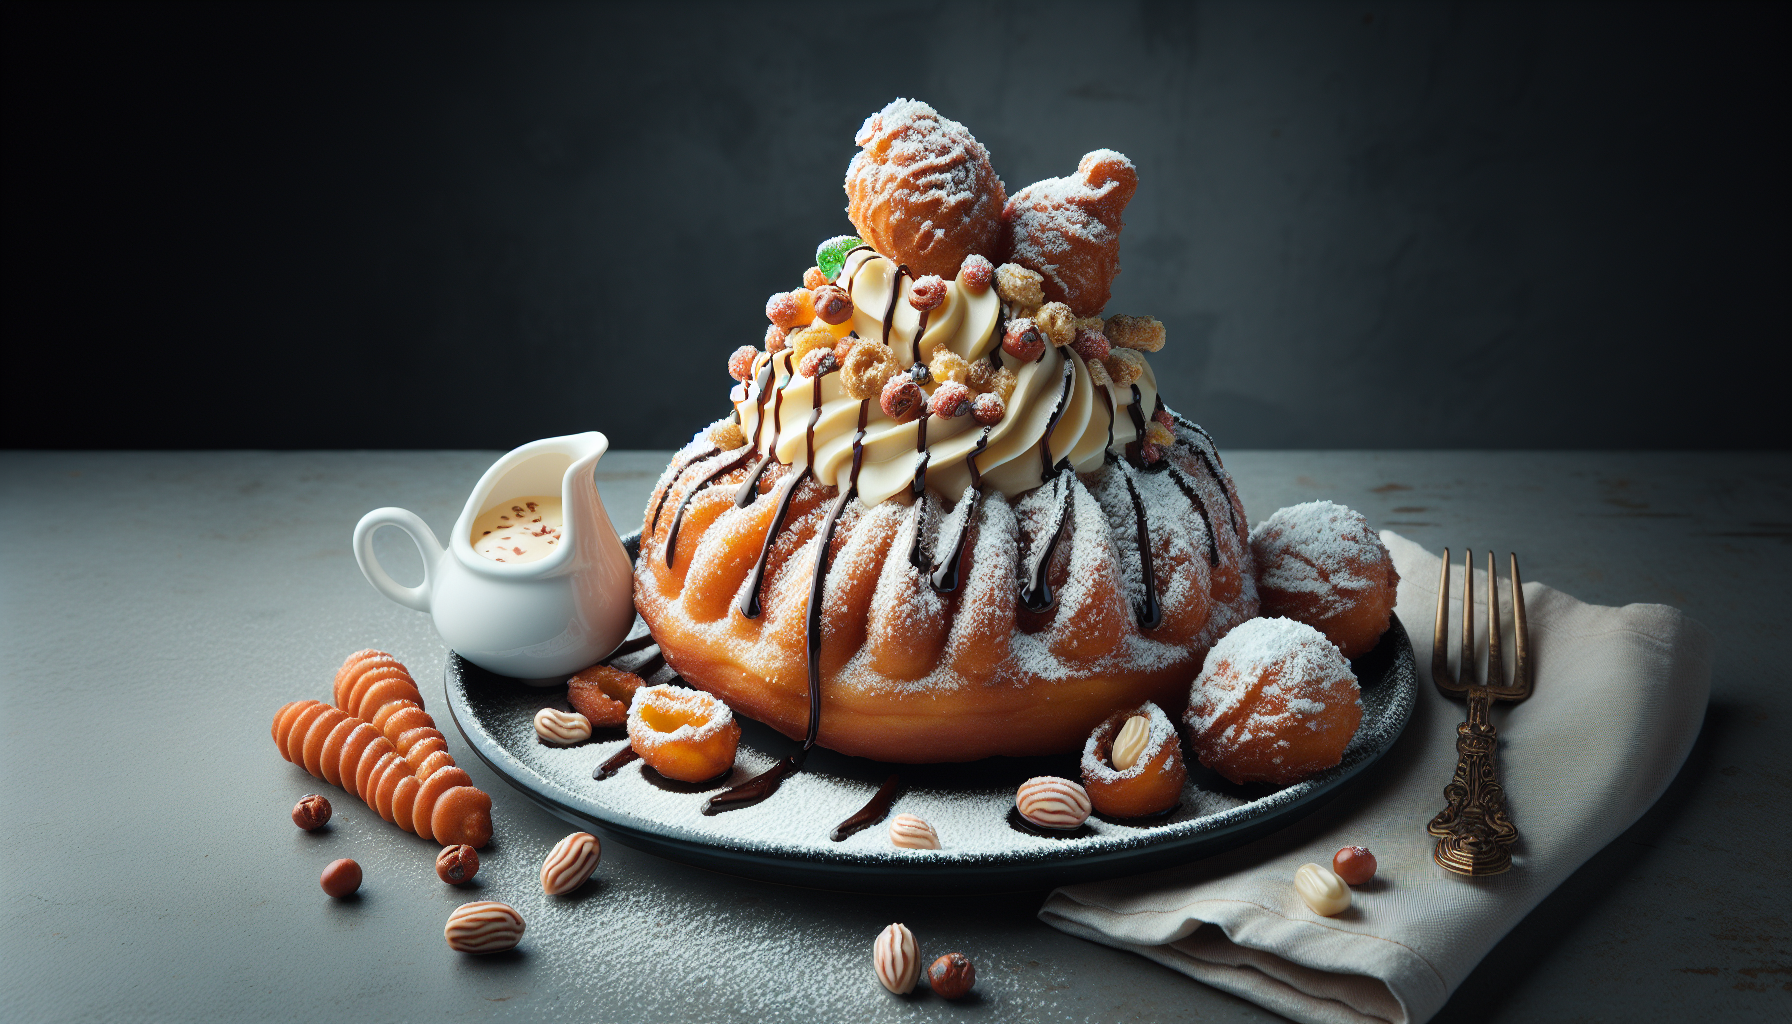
[816,235,867,283]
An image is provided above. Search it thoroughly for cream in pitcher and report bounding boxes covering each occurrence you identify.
[353,432,634,680]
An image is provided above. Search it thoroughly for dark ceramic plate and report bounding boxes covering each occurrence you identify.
[445,531,1415,894]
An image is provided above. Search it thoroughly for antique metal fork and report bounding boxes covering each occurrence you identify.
[1428,549,1533,876]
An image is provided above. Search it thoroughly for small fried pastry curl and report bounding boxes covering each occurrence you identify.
[842,338,898,400]
[567,663,646,728]
[1103,348,1146,386]
[995,263,1045,314]
[1104,314,1165,352]
[929,350,970,385]
[1001,149,1138,317]
[627,684,740,783]
[787,326,836,364]
[1035,302,1076,348]
[709,420,747,451]
[845,99,1007,279]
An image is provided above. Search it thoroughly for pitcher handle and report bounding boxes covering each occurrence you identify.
[353,507,446,613]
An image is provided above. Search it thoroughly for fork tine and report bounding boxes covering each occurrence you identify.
[1510,552,1530,696]
[1433,548,1454,686]
[1485,551,1503,690]
[1461,546,1474,686]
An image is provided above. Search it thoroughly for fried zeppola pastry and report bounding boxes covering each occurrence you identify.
[845,98,1006,279]
[1249,501,1399,658]
[1080,701,1187,819]
[1000,149,1137,317]
[1185,617,1362,786]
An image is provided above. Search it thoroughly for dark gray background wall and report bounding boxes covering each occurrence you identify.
[3,0,1785,451]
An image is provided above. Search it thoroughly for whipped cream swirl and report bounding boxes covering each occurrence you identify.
[732,248,1158,507]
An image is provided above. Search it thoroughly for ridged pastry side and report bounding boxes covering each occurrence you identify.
[635,415,1256,762]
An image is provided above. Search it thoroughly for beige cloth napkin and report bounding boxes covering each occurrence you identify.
[1038,532,1714,1024]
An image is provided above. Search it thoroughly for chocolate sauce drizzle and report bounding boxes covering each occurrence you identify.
[907,414,932,572]
[882,264,911,346]
[1020,474,1074,613]
[592,746,640,781]
[1166,465,1221,567]
[1121,468,1163,630]
[1039,360,1077,480]
[830,773,902,841]
[1167,410,1243,540]
[649,445,721,535]
[928,428,991,594]
[1125,384,1153,469]
[701,754,801,814]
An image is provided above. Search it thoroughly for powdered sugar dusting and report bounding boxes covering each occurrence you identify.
[1249,500,1391,618]
[1186,617,1359,758]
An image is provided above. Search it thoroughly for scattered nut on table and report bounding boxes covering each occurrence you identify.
[873,922,920,994]
[1333,845,1377,886]
[291,794,332,831]
[1016,776,1092,830]
[320,858,361,898]
[928,952,976,999]
[436,844,480,884]
[445,901,525,953]
[541,831,601,895]
[888,813,940,850]
[1294,862,1351,916]
[535,707,592,746]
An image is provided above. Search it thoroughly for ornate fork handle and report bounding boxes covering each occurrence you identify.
[1428,684,1516,875]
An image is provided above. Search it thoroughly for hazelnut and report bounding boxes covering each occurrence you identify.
[880,377,926,423]
[727,345,759,382]
[928,952,976,999]
[798,347,839,379]
[929,382,974,419]
[908,274,947,312]
[958,254,993,292]
[971,392,1005,426]
[291,794,332,831]
[1002,318,1046,362]
[1333,845,1377,886]
[320,858,362,898]
[436,845,480,884]
[813,285,853,325]
[1070,327,1111,363]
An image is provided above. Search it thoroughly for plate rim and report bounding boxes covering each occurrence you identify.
[444,614,1415,893]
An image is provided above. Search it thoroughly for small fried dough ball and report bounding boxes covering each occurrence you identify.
[1080,702,1187,819]
[1249,501,1399,658]
[1185,618,1362,787]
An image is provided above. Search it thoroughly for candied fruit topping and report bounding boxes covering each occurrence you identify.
[709,420,747,451]
[1139,442,1166,464]
[972,392,1005,426]
[1070,327,1111,363]
[812,285,853,325]
[1087,359,1113,387]
[988,366,1018,402]
[1103,348,1146,386]
[803,266,827,290]
[799,347,839,379]
[841,339,897,400]
[908,275,947,312]
[881,376,926,422]
[1145,420,1175,447]
[958,254,993,292]
[965,360,998,393]
[789,288,816,326]
[929,350,970,385]
[1002,318,1046,362]
[727,345,759,382]
[766,292,801,330]
[1104,314,1165,352]
[816,235,867,282]
[787,326,836,364]
[929,381,973,419]
[765,324,788,353]
[995,263,1044,313]
[1152,407,1174,428]
[1035,302,1075,348]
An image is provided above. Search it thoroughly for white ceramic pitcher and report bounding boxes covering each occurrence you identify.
[353,431,634,680]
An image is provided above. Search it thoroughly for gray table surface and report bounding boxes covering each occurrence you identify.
[2,450,1787,1023]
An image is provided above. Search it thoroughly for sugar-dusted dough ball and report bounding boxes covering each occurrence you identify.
[1249,501,1399,659]
[845,98,1006,279]
[1000,150,1137,317]
[1185,617,1362,786]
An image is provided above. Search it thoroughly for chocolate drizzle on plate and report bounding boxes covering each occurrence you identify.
[830,773,902,841]
[592,746,640,781]
[701,754,802,815]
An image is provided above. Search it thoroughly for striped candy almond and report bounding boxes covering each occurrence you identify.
[540,832,601,895]
[444,901,524,954]
[1016,776,1092,830]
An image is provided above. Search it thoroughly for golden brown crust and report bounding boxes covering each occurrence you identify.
[1000,151,1138,317]
[845,99,1007,279]
[1081,707,1187,819]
